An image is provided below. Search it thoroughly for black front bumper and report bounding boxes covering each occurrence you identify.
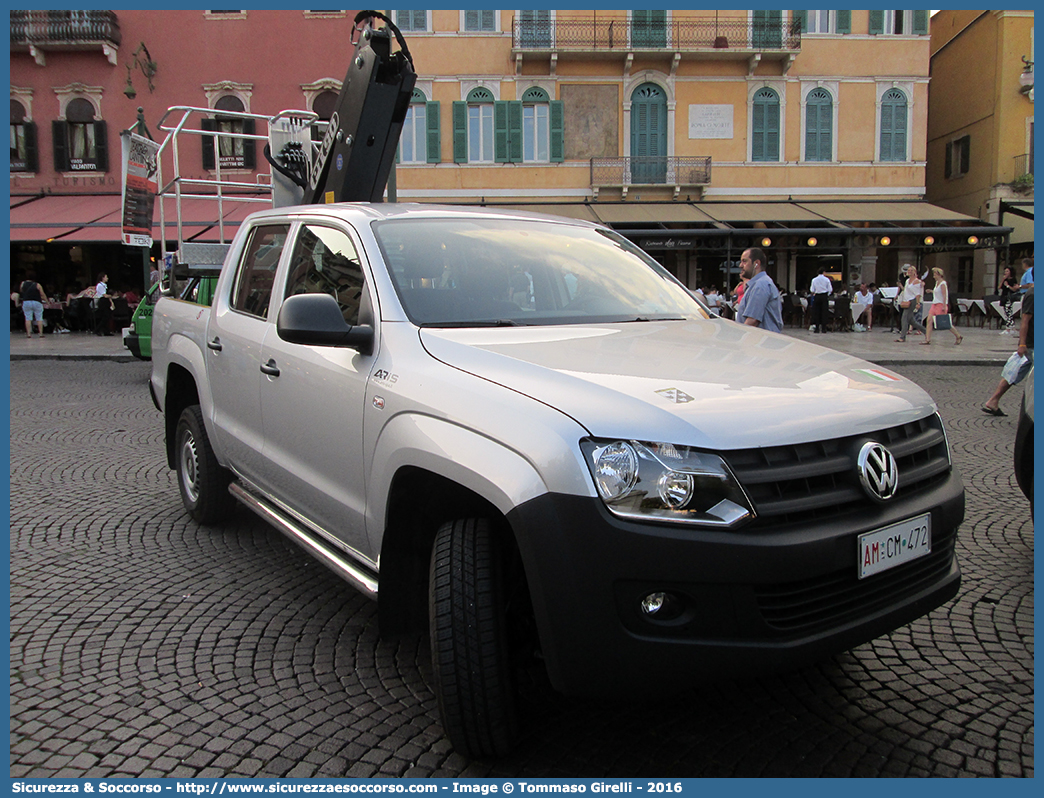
[508,469,964,696]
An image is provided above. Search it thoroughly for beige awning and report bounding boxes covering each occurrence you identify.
[798,201,980,224]
[698,202,830,224]
[590,203,718,225]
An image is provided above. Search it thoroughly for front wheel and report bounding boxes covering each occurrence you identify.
[175,405,235,525]
[429,518,519,758]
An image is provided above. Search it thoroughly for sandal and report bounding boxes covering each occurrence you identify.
[955,335,963,346]
[920,341,931,345]
[981,405,1006,417]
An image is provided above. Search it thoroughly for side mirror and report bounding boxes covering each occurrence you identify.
[276,293,374,355]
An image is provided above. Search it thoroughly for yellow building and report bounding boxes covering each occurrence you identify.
[390,9,1002,292]
[926,9,1034,298]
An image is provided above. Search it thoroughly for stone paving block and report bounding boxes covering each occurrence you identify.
[8,361,1034,778]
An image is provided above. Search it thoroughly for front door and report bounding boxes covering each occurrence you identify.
[630,83,667,184]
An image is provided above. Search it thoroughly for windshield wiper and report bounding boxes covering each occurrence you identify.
[631,315,686,323]
[420,319,526,328]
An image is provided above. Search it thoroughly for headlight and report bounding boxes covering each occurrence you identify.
[581,439,754,527]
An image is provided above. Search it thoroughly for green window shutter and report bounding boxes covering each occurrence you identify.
[836,10,851,34]
[868,9,884,35]
[52,120,69,171]
[549,100,564,163]
[507,101,523,163]
[752,103,764,161]
[426,101,441,163]
[93,120,109,172]
[465,9,478,30]
[452,101,467,163]
[793,10,807,33]
[24,121,38,172]
[912,9,929,35]
[805,103,817,160]
[494,101,510,163]
[766,102,779,161]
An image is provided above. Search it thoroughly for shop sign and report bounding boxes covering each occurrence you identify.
[640,237,695,250]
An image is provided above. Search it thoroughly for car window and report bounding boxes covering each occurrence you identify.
[231,224,290,319]
[374,217,707,327]
[284,224,365,325]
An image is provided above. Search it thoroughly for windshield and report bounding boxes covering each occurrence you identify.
[373,217,709,327]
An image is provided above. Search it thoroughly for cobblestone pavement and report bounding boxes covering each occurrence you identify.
[10,361,1033,778]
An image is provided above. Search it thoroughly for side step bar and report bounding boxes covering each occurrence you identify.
[229,482,379,599]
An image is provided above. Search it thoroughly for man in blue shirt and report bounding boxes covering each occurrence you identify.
[735,247,783,332]
[1019,257,1034,294]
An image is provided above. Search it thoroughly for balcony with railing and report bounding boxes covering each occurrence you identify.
[513,15,800,67]
[10,10,121,65]
[591,156,712,199]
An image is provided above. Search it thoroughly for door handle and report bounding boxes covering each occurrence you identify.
[260,358,280,377]
[207,337,222,352]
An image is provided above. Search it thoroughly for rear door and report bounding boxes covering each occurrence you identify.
[257,221,376,558]
[207,222,291,484]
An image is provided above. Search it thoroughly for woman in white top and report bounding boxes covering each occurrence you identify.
[923,267,963,345]
[895,265,927,342]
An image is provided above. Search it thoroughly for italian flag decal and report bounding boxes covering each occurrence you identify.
[855,368,900,382]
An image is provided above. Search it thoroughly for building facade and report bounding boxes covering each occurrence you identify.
[11,9,1007,298]
[926,9,1034,297]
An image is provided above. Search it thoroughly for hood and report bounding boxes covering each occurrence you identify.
[419,319,936,450]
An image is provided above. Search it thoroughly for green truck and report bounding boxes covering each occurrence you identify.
[123,276,217,360]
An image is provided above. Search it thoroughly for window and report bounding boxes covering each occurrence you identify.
[869,9,929,35]
[453,88,494,163]
[399,89,440,164]
[10,99,37,173]
[52,97,108,172]
[751,87,780,162]
[879,88,908,162]
[232,224,290,319]
[945,135,970,179]
[794,10,851,34]
[393,9,427,32]
[804,88,833,162]
[202,95,256,170]
[518,9,552,48]
[464,10,495,32]
[522,88,550,163]
[957,256,973,296]
[285,225,365,325]
[631,10,667,48]
[310,89,338,142]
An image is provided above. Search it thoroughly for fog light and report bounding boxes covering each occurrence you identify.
[641,592,670,615]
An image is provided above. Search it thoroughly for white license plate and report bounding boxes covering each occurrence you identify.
[858,514,932,579]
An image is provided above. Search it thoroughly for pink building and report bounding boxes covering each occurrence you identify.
[10,9,361,295]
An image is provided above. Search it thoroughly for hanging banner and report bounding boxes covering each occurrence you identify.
[120,130,160,247]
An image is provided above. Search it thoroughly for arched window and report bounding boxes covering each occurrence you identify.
[804,88,832,162]
[10,99,37,173]
[879,88,908,162]
[53,97,108,172]
[452,87,494,163]
[631,83,668,182]
[751,87,780,162]
[311,89,338,142]
[202,94,256,170]
[522,87,550,163]
[400,88,440,164]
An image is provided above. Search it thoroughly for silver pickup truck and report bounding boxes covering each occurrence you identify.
[151,203,964,758]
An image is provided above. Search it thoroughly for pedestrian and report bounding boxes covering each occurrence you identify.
[94,272,113,336]
[853,282,873,331]
[1019,256,1033,293]
[18,273,47,338]
[923,267,963,346]
[894,265,927,342]
[982,286,1033,416]
[809,267,832,332]
[998,264,1020,334]
[735,247,783,332]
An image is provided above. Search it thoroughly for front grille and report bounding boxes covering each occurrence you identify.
[725,414,951,530]
[755,526,957,632]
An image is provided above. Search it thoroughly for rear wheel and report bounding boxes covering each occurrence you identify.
[429,518,519,758]
[175,405,235,525]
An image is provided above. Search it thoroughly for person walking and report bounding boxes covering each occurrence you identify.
[895,265,927,342]
[18,274,47,338]
[998,264,1020,334]
[735,247,783,332]
[923,267,962,346]
[982,287,1033,416]
[809,267,832,332]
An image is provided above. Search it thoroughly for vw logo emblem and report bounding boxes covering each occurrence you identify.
[857,442,899,501]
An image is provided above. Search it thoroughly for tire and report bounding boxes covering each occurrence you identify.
[429,518,519,758]
[175,405,235,525]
